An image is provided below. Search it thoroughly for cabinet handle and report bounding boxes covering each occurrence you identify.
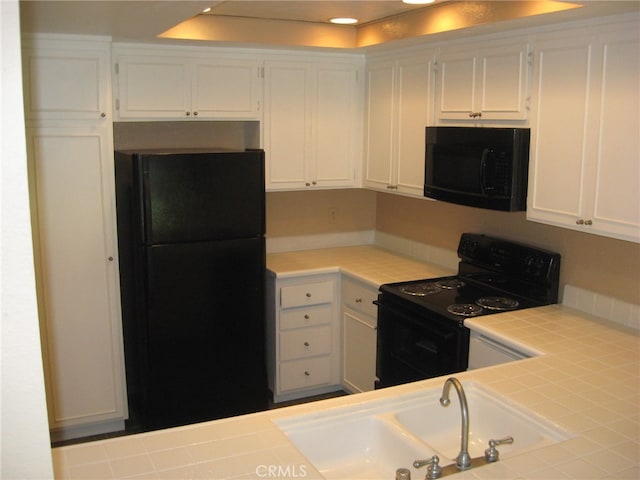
[386,185,398,190]
[585,219,593,225]
[305,182,311,187]
[108,256,114,261]
[100,112,106,118]
[312,181,317,185]
[304,314,310,319]
[576,218,593,226]
[306,292,311,298]
[355,298,362,303]
[193,111,198,116]
[304,371,310,376]
[304,341,310,347]
[185,112,191,116]
[469,112,482,118]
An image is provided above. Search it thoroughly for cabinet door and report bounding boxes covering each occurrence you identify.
[27,125,126,430]
[589,30,640,241]
[191,59,261,119]
[364,60,395,191]
[342,311,377,393]
[478,43,529,120]
[117,56,191,119]
[22,41,110,121]
[437,51,476,120]
[314,64,358,187]
[528,35,593,228]
[396,56,432,196]
[263,62,310,189]
[437,41,529,121]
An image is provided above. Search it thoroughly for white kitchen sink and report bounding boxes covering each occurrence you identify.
[275,381,572,480]
[392,382,571,462]
[275,407,437,479]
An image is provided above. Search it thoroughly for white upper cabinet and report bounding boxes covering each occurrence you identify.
[364,50,435,197]
[264,58,363,191]
[113,47,262,120]
[528,18,640,243]
[22,36,111,121]
[436,40,531,122]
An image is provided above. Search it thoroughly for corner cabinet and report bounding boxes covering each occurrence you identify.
[112,47,262,121]
[527,19,640,243]
[341,276,379,393]
[263,58,363,191]
[22,35,128,440]
[364,51,435,197]
[436,39,531,122]
[266,272,342,403]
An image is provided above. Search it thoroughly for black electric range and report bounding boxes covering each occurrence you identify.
[375,233,560,389]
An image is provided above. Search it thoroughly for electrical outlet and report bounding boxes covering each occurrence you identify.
[328,207,337,224]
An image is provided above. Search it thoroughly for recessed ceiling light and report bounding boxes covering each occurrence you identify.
[330,17,358,25]
[402,0,436,4]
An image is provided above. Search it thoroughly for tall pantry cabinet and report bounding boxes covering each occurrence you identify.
[22,34,127,440]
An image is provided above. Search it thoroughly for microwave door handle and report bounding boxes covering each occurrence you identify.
[480,147,490,194]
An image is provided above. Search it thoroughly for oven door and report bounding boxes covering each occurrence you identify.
[375,296,469,389]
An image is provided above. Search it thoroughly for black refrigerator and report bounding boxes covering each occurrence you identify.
[114,148,268,431]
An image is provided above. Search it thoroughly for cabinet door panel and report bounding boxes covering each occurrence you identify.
[192,60,260,118]
[23,46,109,120]
[28,126,125,427]
[364,62,395,189]
[315,65,357,186]
[396,58,431,195]
[529,41,592,220]
[480,45,528,119]
[264,63,309,188]
[592,33,640,240]
[342,312,377,393]
[118,57,190,118]
[438,54,476,117]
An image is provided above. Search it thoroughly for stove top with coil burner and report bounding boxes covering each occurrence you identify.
[380,233,561,323]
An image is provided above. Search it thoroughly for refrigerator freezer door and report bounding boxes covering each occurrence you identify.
[142,237,267,428]
[138,151,264,244]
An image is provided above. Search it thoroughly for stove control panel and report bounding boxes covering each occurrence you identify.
[457,233,561,283]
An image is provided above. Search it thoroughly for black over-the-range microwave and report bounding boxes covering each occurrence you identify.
[424,126,531,211]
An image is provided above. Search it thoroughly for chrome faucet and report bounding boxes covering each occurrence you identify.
[440,377,472,470]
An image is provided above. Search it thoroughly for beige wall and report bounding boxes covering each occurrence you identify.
[264,189,640,305]
[376,192,640,305]
[266,189,376,237]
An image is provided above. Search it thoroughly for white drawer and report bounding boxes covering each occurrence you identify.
[280,281,334,309]
[279,357,332,392]
[280,304,332,330]
[342,277,378,318]
[280,325,331,361]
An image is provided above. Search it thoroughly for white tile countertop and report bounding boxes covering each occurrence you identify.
[52,247,639,479]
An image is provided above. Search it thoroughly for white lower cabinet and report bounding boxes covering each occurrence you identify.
[267,273,341,403]
[341,276,379,393]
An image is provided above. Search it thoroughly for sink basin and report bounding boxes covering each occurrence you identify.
[275,408,437,479]
[393,382,571,462]
[275,381,572,480]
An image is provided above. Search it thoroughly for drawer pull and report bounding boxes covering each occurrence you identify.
[304,371,310,376]
[306,292,312,298]
[355,298,362,303]
[304,341,310,347]
[304,314,310,319]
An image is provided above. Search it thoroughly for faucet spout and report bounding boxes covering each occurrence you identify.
[440,377,472,470]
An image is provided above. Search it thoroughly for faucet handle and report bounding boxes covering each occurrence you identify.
[484,436,514,462]
[412,455,442,479]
